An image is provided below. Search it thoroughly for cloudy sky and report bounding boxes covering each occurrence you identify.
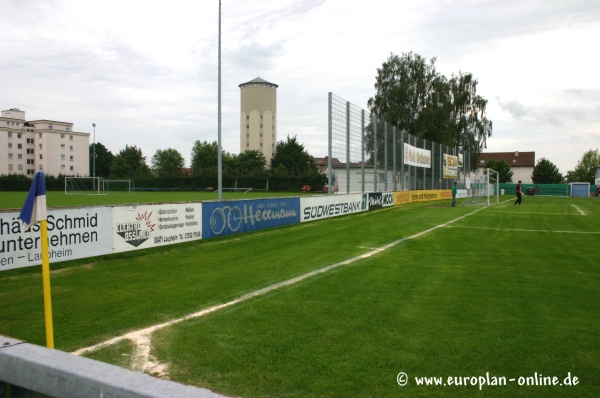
[1,0,599,174]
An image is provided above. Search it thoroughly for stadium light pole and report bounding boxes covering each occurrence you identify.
[217,0,223,200]
[92,123,96,190]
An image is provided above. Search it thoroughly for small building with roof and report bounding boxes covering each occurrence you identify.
[476,151,535,183]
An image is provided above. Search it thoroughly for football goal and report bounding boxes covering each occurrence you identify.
[103,180,135,194]
[461,168,499,206]
[65,177,105,195]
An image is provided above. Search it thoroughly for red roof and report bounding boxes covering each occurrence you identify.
[478,152,535,167]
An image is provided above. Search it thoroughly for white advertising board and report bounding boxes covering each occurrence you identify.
[300,194,368,222]
[0,207,113,271]
[404,143,431,168]
[112,203,202,253]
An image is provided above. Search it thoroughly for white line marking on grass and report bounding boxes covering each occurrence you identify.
[571,204,585,215]
[446,225,600,234]
[72,206,487,370]
[487,211,585,216]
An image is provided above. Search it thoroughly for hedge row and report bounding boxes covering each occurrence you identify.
[0,172,328,192]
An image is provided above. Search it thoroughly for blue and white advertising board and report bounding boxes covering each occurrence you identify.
[300,194,368,222]
[202,198,300,239]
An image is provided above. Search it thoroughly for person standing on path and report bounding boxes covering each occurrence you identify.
[514,180,523,205]
[451,182,458,207]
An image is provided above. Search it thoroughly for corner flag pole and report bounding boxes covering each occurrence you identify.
[19,171,54,348]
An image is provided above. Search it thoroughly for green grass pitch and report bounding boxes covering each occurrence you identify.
[0,195,599,397]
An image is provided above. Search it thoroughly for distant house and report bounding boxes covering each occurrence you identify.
[476,151,535,183]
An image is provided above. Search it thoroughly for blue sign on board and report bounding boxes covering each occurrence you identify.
[202,198,301,238]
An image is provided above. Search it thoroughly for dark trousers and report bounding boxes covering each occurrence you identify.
[514,193,522,205]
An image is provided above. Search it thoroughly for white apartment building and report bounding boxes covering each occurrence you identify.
[0,108,90,177]
[239,77,277,162]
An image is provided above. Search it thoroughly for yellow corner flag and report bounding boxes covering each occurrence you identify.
[18,171,54,348]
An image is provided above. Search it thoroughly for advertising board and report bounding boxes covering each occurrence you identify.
[404,143,431,168]
[394,190,452,206]
[367,192,394,210]
[443,154,458,178]
[112,203,202,253]
[300,194,367,222]
[0,207,113,271]
[202,198,300,239]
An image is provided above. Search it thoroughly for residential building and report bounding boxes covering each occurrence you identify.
[476,151,535,183]
[1,108,90,177]
[239,77,277,162]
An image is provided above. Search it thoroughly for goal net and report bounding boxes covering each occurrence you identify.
[103,180,135,194]
[65,177,104,195]
[461,168,499,206]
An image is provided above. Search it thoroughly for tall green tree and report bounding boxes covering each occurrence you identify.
[151,148,185,177]
[270,135,316,175]
[366,52,492,169]
[110,145,151,178]
[237,150,267,172]
[191,140,219,171]
[484,159,513,183]
[532,158,564,184]
[89,142,113,178]
[569,149,600,183]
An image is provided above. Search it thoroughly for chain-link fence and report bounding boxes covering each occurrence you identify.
[327,92,471,193]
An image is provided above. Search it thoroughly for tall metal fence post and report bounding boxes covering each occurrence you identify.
[431,140,435,190]
[327,92,333,195]
[373,115,378,192]
[361,109,365,193]
[400,130,405,191]
[346,101,350,193]
[393,126,397,191]
[384,122,388,191]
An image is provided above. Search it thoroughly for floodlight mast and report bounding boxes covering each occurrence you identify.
[217,0,223,200]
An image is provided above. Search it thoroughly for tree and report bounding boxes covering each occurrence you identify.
[270,135,316,175]
[151,148,185,177]
[110,145,151,178]
[191,140,219,171]
[569,149,600,183]
[89,142,113,178]
[237,150,267,173]
[484,159,513,183]
[366,52,492,170]
[531,158,564,184]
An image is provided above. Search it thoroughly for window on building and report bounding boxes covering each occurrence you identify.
[61,154,65,160]
[246,116,249,119]
[66,127,70,131]
[8,164,13,171]
[70,156,74,161]
[8,143,12,149]
[38,144,42,149]
[8,154,12,159]
[260,143,263,147]
[17,133,22,138]
[61,134,65,138]
[39,154,43,159]
[18,154,22,159]
[38,133,42,138]
[69,166,74,171]
[18,165,23,171]
[70,145,73,151]
[39,165,43,169]
[246,134,249,138]
[61,144,65,149]
[260,115,263,120]
[7,132,12,138]
[48,125,53,129]
[246,144,249,148]
[27,169,34,175]
[27,149,34,154]
[61,165,65,170]
[27,159,33,164]
[18,144,22,149]
[260,125,263,128]
[69,135,73,140]
[26,138,34,144]
[246,125,249,129]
